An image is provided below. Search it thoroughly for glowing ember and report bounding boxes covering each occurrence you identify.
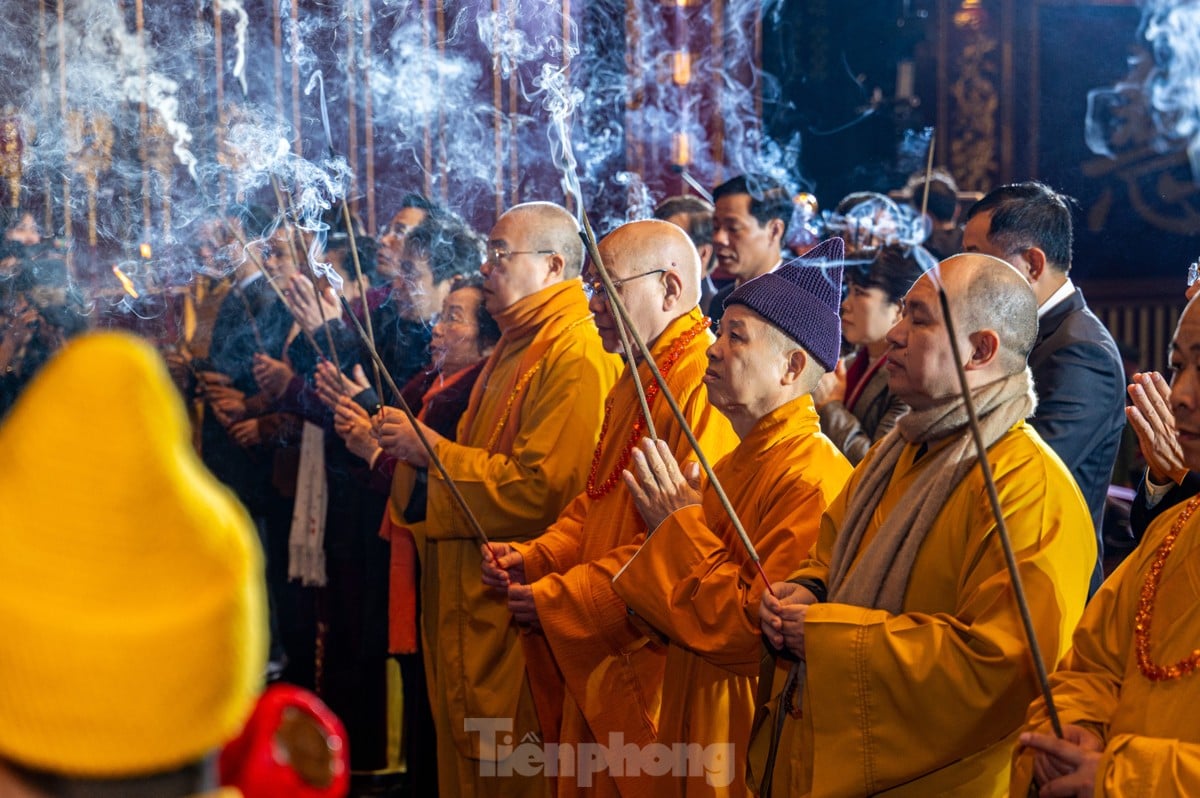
[672,51,691,86]
[112,265,139,298]
[139,242,152,259]
[672,131,691,166]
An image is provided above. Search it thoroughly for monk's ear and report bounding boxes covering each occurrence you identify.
[965,328,1001,370]
[780,346,807,386]
[661,268,684,310]
[545,252,567,281]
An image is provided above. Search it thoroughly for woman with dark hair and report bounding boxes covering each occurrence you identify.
[814,243,931,464]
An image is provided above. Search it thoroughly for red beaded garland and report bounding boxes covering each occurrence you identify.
[585,318,710,499]
[1135,494,1200,682]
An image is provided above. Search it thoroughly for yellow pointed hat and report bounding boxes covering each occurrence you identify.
[0,331,266,778]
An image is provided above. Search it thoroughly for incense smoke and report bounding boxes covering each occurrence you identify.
[369,10,497,216]
[1087,0,1200,179]
[64,0,198,179]
[219,0,250,98]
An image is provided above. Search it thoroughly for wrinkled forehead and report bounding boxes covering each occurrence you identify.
[721,302,772,331]
[488,211,532,248]
[902,271,945,314]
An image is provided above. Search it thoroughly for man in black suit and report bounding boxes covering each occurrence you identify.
[964,182,1125,595]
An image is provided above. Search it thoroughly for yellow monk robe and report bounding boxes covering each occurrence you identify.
[765,421,1094,798]
[611,395,852,798]
[407,280,621,798]
[1012,494,1200,797]
[514,307,739,798]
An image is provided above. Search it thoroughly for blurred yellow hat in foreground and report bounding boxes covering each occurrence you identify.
[0,331,266,778]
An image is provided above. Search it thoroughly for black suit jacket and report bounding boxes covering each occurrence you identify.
[201,274,294,512]
[206,274,293,390]
[1130,471,1200,541]
[1028,287,1126,594]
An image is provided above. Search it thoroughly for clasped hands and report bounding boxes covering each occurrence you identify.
[252,354,295,402]
[1127,370,1187,486]
[758,583,818,660]
[374,407,442,468]
[475,438,703,632]
[480,543,540,629]
[281,274,341,335]
[1019,724,1103,798]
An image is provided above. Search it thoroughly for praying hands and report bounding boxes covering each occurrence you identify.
[621,437,702,531]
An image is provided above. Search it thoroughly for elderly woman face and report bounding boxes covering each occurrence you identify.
[430,286,488,373]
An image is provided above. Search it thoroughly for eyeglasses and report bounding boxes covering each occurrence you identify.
[582,268,670,299]
[486,248,556,266]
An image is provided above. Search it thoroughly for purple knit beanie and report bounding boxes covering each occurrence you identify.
[724,237,845,371]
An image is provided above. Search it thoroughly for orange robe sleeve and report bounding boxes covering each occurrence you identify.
[426,338,619,541]
[517,310,740,792]
[612,398,852,677]
[531,341,738,658]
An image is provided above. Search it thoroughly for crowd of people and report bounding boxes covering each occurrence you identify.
[0,167,1196,798]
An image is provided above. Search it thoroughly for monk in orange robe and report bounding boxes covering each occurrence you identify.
[1011,294,1200,797]
[755,255,1095,797]
[378,202,621,798]
[611,238,854,797]
[483,219,739,798]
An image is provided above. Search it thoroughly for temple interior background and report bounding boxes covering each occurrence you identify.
[0,0,1196,372]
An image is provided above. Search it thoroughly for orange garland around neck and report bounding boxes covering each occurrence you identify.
[1135,494,1200,682]
[484,315,592,453]
[585,317,711,500]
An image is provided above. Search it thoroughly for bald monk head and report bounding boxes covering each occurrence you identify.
[481,201,585,315]
[587,219,703,354]
[885,253,1037,410]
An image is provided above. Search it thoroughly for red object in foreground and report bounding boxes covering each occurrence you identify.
[220,684,351,798]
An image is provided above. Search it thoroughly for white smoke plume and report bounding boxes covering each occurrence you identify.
[1087,0,1200,179]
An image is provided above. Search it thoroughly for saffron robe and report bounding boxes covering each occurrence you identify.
[764,421,1094,797]
[612,395,853,797]
[1012,496,1200,796]
[408,280,621,798]
[515,307,739,798]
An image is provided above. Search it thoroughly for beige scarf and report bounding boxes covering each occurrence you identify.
[752,369,1036,796]
[827,368,1037,612]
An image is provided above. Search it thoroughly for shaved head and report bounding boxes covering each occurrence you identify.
[597,219,703,309]
[588,219,704,353]
[937,253,1038,372]
[502,202,584,277]
[887,253,1037,408]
